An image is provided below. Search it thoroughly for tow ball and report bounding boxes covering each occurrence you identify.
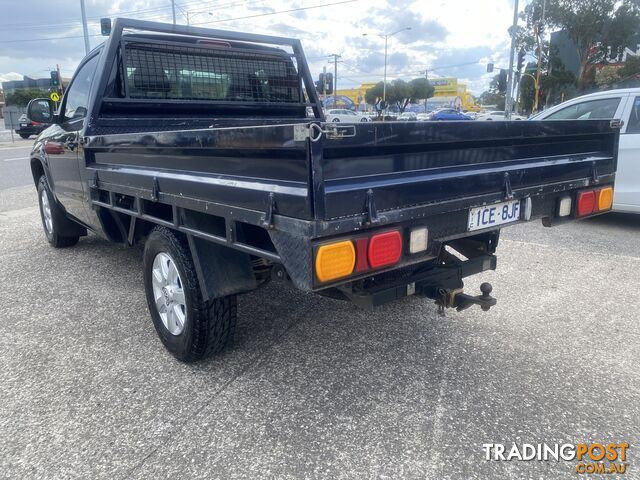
[436,282,496,315]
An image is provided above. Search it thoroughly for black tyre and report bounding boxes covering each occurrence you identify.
[37,175,80,248]
[143,226,237,362]
[19,134,30,139]
[332,118,340,122]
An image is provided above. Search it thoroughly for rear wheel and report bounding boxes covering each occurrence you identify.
[143,226,237,362]
[332,118,340,122]
[37,175,80,248]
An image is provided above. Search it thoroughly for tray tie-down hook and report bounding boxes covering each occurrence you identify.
[436,283,497,316]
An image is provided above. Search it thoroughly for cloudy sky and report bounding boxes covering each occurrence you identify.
[0,0,519,95]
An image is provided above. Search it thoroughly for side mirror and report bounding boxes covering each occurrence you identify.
[27,98,55,124]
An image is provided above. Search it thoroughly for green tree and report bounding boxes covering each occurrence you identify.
[528,0,640,90]
[595,66,621,86]
[364,77,434,114]
[5,88,50,107]
[617,55,640,80]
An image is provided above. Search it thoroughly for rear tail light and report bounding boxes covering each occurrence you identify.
[368,231,402,268]
[315,240,355,282]
[315,229,404,284]
[576,191,596,216]
[575,187,614,217]
[596,187,613,211]
[32,121,42,126]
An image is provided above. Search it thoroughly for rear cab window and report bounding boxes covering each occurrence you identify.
[121,40,302,103]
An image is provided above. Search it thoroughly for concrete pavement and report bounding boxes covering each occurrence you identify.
[0,187,638,479]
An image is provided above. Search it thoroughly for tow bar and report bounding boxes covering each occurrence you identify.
[435,282,497,316]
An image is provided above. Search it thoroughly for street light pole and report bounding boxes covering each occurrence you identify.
[80,0,90,55]
[363,26,411,118]
[505,0,519,119]
[383,35,388,105]
[171,0,176,25]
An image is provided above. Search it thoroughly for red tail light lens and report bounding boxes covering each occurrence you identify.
[368,230,402,269]
[354,237,369,272]
[31,121,42,126]
[576,191,596,216]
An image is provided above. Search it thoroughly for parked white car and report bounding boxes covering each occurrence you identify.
[325,109,370,122]
[398,112,418,121]
[531,88,640,213]
[476,110,526,121]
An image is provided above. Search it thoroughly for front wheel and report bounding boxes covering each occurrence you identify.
[332,118,340,122]
[19,134,30,139]
[143,226,237,362]
[37,175,80,248]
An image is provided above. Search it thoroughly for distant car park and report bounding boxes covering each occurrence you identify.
[416,112,431,121]
[325,109,370,122]
[530,88,640,213]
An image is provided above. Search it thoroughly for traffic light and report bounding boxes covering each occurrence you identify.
[517,48,526,72]
[324,72,333,94]
[50,71,60,87]
[100,18,111,36]
[498,69,507,93]
[486,63,494,73]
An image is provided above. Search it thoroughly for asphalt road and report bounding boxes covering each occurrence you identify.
[0,187,638,480]
[0,138,34,191]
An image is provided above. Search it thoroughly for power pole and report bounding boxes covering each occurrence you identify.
[505,0,519,119]
[80,0,90,55]
[329,54,341,108]
[57,64,64,94]
[171,0,177,24]
[424,69,429,113]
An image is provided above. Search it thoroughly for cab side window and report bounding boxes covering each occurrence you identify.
[626,97,640,134]
[64,55,99,123]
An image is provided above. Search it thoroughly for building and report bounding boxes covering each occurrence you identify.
[1,75,54,95]
[428,77,477,111]
[333,83,377,110]
[335,78,477,112]
[550,30,640,86]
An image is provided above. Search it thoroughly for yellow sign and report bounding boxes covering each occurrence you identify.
[50,92,60,102]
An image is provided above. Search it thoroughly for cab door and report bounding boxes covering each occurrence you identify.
[47,54,99,225]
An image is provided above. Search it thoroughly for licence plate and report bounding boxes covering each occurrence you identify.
[20,123,27,127]
[468,199,521,231]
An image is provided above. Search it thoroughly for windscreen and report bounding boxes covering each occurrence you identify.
[123,41,302,103]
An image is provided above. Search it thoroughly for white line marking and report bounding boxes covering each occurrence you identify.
[2,157,27,162]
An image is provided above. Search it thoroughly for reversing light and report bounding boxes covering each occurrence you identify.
[409,227,428,254]
[368,230,402,269]
[576,191,596,217]
[558,197,572,217]
[596,187,613,211]
[315,240,355,282]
